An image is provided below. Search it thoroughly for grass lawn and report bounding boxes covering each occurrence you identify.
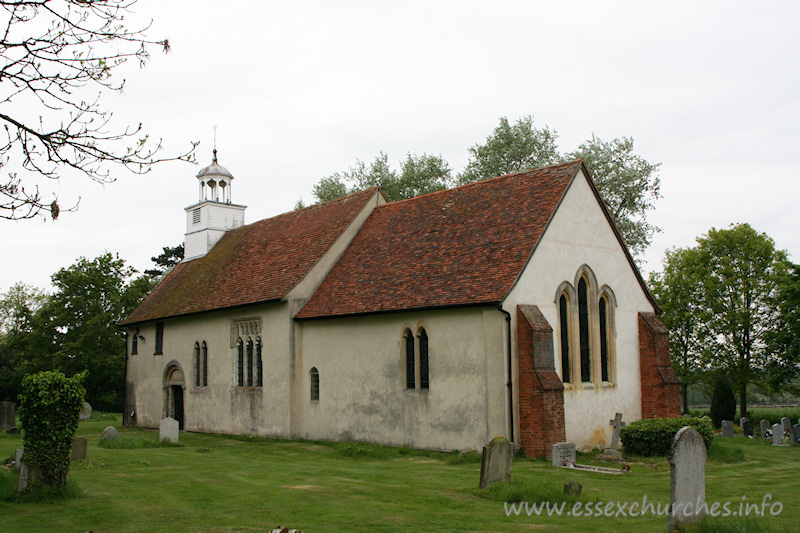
[1,414,798,532]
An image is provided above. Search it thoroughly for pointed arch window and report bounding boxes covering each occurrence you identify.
[419,328,429,390]
[194,342,201,386]
[246,339,254,386]
[236,338,244,387]
[559,294,571,383]
[405,329,415,389]
[578,277,591,383]
[201,341,208,387]
[310,367,319,402]
[256,338,263,387]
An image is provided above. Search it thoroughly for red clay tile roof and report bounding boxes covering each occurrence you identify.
[120,188,378,325]
[295,161,584,320]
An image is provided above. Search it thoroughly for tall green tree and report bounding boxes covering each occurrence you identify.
[567,135,661,258]
[765,262,800,392]
[457,115,560,185]
[144,244,185,278]
[649,247,704,414]
[313,152,452,203]
[0,282,49,401]
[691,224,788,418]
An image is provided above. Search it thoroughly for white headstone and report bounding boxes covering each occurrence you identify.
[101,426,119,441]
[14,447,23,470]
[478,436,513,488]
[79,402,92,421]
[159,417,179,444]
[669,426,706,532]
[552,442,576,467]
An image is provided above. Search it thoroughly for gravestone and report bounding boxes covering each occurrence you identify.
[79,402,92,421]
[0,401,15,431]
[771,423,784,446]
[563,480,582,496]
[17,461,28,494]
[101,426,119,441]
[792,424,800,446]
[668,426,706,532]
[760,419,771,439]
[71,437,88,462]
[14,447,23,470]
[599,413,626,460]
[478,436,513,488]
[552,442,576,467]
[682,414,692,418]
[781,417,791,436]
[159,417,179,444]
[740,417,754,438]
[720,420,734,438]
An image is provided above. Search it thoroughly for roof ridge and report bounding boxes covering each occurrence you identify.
[375,159,583,209]
[242,187,378,228]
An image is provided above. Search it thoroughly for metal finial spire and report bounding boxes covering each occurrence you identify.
[212,125,218,163]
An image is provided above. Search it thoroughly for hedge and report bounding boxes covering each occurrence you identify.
[620,417,714,457]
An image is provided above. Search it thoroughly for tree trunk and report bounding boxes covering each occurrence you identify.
[682,383,689,414]
[739,384,747,419]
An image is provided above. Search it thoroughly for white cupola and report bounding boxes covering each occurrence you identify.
[183,149,246,261]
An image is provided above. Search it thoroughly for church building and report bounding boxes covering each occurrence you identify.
[120,154,679,457]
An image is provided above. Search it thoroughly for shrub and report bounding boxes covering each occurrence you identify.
[17,371,86,490]
[620,417,713,457]
[710,376,737,429]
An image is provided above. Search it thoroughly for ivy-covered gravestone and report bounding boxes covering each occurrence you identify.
[17,371,86,493]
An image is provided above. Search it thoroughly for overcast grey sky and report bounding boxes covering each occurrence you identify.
[3,0,799,293]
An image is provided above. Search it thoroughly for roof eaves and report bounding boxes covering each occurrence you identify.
[294,301,500,322]
[119,297,283,328]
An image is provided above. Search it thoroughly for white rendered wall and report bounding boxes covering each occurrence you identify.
[294,307,506,451]
[503,169,654,451]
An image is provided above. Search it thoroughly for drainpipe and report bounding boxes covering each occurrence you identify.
[497,305,514,444]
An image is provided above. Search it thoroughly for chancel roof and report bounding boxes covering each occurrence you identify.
[295,160,584,320]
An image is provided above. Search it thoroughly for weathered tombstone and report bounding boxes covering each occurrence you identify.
[781,417,791,436]
[760,419,771,439]
[478,436,513,488]
[101,426,119,441]
[79,402,92,421]
[720,420,734,438]
[0,401,15,431]
[668,426,706,532]
[599,413,626,460]
[740,418,754,438]
[17,461,28,494]
[682,414,692,418]
[792,424,800,446]
[14,447,23,470]
[6,426,19,435]
[563,480,582,496]
[70,437,88,462]
[552,442,576,467]
[159,417,179,444]
[771,423,784,446]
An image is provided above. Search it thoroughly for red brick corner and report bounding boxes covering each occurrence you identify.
[638,312,680,419]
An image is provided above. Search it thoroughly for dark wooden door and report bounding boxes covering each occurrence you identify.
[171,385,184,429]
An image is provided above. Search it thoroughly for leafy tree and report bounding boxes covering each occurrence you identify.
[0,282,47,335]
[691,224,788,418]
[649,247,704,414]
[457,115,560,185]
[144,244,185,278]
[567,135,661,258]
[0,283,49,401]
[710,375,736,428]
[313,152,452,203]
[0,0,197,221]
[765,262,800,392]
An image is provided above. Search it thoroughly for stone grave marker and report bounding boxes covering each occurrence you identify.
[599,413,626,460]
[781,417,791,436]
[478,436,513,488]
[771,423,784,446]
[552,442,576,467]
[720,420,734,438]
[79,402,92,421]
[792,424,800,446]
[563,480,582,496]
[0,401,15,431]
[71,437,88,462]
[14,447,23,470]
[159,417,180,444]
[668,426,706,532]
[101,426,119,441]
[740,417,754,438]
[17,461,29,494]
[760,419,770,439]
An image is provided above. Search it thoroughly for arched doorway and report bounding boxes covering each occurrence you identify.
[163,363,185,430]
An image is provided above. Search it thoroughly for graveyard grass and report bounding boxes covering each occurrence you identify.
[1,415,799,532]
